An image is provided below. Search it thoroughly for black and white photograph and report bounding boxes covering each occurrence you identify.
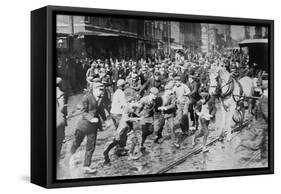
[55,14,269,180]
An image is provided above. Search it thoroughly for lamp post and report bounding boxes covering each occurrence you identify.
[57,38,65,61]
[168,21,171,55]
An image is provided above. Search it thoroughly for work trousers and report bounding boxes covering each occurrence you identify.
[70,128,98,167]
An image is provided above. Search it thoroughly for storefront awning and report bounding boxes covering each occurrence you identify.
[81,25,140,39]
[239,39,268,46]
[74,30,119,37]
[170,44,184,50]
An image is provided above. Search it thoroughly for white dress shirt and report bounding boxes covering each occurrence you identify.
[110,89,127,115]
[173,83,190,104]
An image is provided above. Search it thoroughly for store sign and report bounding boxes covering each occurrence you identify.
[201,24,209,53]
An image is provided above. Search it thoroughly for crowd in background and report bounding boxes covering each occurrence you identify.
[57,49,256,97]
[56,48,267,174]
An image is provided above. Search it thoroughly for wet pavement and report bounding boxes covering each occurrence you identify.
[57,93,268,180]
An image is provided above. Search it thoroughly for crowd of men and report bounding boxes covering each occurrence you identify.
[56,49,265,174]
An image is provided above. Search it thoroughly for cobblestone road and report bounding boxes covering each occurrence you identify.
[57,93,268,180]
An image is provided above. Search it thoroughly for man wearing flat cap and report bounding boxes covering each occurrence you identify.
[151,71,165,92]
[192,92,217,152]
[86,62,99,89]
[69,81,106,174]
[137,87,159,152]
[157,82,179,148]
[100,70,113,116]
[140,71,165,96]
[187,73,201,130]
[126,73,142,93]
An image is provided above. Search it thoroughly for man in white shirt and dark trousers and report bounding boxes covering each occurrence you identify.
[110,79,127,128]
[173,76,191,135]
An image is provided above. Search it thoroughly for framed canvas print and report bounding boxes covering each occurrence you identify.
[31,5,274,188]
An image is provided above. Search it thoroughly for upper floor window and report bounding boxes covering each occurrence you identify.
[85,16,91,24]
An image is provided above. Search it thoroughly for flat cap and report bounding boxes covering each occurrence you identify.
[56,77,62,84]
[154,71,161,76]
[165,81,174,90]
[93,77,101,83]
[149,87,159,95]
[131,73,138,79]
[117,79,126,87]
[92,82,104,89]
[200,91,210,97]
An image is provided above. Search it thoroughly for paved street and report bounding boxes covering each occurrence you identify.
[57,93,268,179]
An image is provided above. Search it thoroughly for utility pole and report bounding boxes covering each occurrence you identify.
[168,21,171,55]
[70,16,74,35]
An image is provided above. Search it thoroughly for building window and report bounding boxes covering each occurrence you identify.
[85,16,91,24]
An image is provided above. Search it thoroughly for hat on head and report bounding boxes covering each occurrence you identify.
[92,82,104,89]
[93,77,101,83]
[91,62,96,67]
[117,79,126,87]
[188,73,198,79]
[56,77,62,85]
[125,94,134,102]
[154,71,161,76]
[131,73,138,79]
[100,68,105,73]
[148,64,155,69]
[200,91,209,97]
[141,67,147,72]
[165,81,174,90]
[200,91,211,102]
[174,76,181,81]
[149,87,159,95]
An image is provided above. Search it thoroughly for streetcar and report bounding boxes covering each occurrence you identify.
[239,38,268,86]
[239,38,268,72]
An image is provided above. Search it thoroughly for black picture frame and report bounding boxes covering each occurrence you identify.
[31,5,274,188]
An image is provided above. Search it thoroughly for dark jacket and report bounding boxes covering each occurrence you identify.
[76,92,106,133]
[161,93,177,119]
[195,96,217,120]
[188,80,201,102]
